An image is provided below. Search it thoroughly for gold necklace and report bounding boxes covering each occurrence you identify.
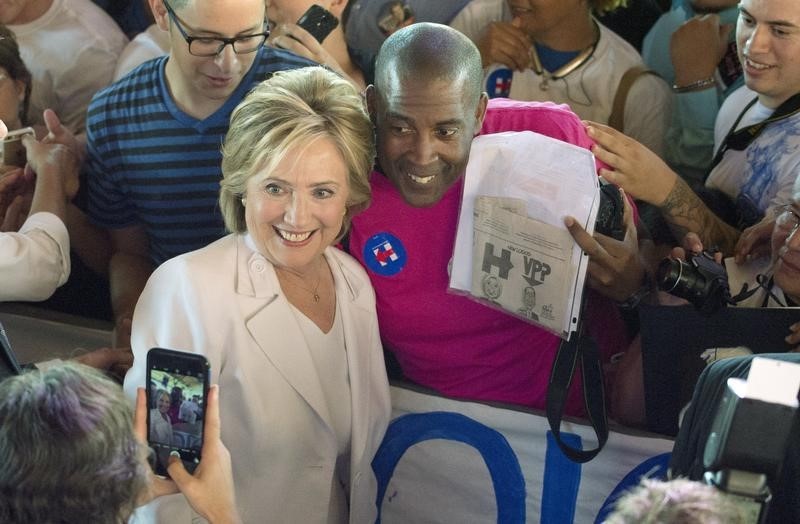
[530,23,599,91]
[278,263,323,303]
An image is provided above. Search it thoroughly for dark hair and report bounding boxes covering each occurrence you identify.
[0,25,31,126]
[0,363,148,523]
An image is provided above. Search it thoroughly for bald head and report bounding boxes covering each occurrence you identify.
[374,23,484,107]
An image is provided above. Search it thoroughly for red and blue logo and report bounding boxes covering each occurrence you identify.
[363,232,407,277]
[486,68,513,98]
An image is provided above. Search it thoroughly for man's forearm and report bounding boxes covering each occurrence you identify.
[28,165,69,221]
[658,177,741,254]
[66,205,111,276]
[110,252,153,330]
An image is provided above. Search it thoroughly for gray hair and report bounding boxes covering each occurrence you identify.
[0,363,148,523]
[605,477,747,524]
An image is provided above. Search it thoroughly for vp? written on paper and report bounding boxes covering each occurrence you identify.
[450,131,600,339]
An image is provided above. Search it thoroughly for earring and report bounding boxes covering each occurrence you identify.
[241,196,246,207]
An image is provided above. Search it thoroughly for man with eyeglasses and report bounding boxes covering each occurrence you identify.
[80,0,314,348]
[724,185,800,311]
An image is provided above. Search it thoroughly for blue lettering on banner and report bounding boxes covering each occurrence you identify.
[363,232,407,277]
[371,412,526,523]
[593,453,671,524]
[372,410,670,523]
[541,431,582,523]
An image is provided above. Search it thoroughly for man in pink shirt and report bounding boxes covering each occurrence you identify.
[349,23,647,417]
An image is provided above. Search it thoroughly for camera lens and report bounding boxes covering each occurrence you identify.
[656,257,707,301]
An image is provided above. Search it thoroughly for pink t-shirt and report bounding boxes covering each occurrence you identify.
[349,99,629,415]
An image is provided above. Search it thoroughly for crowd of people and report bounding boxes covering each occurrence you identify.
[0,0,799,522]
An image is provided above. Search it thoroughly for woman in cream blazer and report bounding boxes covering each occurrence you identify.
[123,67,390,523]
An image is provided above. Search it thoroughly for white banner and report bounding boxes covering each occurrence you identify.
[375,386,674,524]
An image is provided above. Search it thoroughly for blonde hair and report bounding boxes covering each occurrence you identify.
[219,67,375,239]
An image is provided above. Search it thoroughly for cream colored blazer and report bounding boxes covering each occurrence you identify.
[124,234,390,523]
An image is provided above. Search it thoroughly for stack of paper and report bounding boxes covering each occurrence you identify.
[449,131,599,339]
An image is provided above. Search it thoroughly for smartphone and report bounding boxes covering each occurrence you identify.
[2,127,34,167]
[297,4,339,43]
[146,348,210,477]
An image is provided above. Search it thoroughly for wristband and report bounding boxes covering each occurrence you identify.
[672,77,716,93]
[616,275,654,310]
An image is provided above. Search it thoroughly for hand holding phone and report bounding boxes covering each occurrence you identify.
[2,127,35,167]
[146,348,210,477]
[296,4,339,43]
[135,385,240,522]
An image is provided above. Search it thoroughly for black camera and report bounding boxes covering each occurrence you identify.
[657,250,732,314]
[595,180,625,241]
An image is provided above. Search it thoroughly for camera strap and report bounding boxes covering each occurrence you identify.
[707,92,800,176]
[546,314,608,463]
[0,321,23,378]
[730,274,787,308]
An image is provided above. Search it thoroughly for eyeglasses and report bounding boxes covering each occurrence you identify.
[776,204,800,236]
[162,0,269,57]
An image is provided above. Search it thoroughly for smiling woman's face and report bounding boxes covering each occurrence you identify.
[244,136,350,274]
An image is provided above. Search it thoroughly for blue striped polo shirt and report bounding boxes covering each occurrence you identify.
[85,46,314,266]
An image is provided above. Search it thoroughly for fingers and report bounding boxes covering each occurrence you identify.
[786,322,800,346]
[20,133,35,151]
[204,385,221,443]
[167,451,193,487]
[479,22,530,70]
[585,123,626,171]
[670,246,687,260]
[681,232,703,254]
[565,215,605,259]
[619,188,637,245]
[43,108,63,138]
[134,387,148,442]
[148,475,180,500]
[734,217,774,263]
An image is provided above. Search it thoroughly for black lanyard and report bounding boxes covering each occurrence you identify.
[707,92,800,175]
[731,274,787,308]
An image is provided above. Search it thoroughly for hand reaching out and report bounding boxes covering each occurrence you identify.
[166,385,240,524]
[585,121,678,206]
[565,187,648,302]
[670,14,732,87]
[734,214,775,264]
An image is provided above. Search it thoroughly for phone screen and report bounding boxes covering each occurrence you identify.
[146,349,209,477]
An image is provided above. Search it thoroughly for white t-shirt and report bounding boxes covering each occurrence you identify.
[454,0,671,156]
[113,24,170,81]
[708,85,800,225]
[11,0,128,133]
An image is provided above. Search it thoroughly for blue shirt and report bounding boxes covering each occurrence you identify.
[86,46,314,266]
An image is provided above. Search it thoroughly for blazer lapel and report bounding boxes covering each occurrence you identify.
[329,249,373,465]
[235,236,334,432]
